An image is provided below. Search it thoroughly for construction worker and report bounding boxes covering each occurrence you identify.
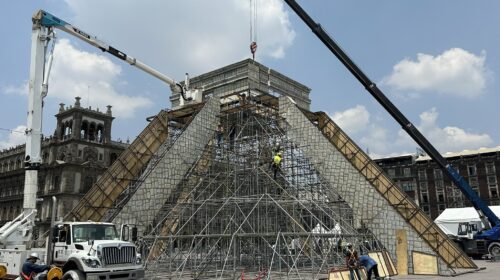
[21,252,51,280]
[344,243,361,280]
[215,123,224,147]
[359,254,381,280]
[271,151,282,179]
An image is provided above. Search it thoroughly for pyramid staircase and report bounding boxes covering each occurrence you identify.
[137,94,370,279]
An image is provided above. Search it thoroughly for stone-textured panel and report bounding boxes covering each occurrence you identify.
[113,98,220,235]
[279,96,452,275]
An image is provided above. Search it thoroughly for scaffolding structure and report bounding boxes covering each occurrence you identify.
[36,59,474,278]
[111,91,376,279]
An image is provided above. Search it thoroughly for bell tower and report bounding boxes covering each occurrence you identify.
[54,97,114,144]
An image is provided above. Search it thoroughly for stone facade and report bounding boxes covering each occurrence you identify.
[375,148,500,219]
[0,97,127,234]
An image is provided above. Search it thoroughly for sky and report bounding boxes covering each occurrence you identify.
[1,0,499,159]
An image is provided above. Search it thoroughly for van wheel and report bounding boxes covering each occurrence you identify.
[62,270,85,280]
[488,242,500,257]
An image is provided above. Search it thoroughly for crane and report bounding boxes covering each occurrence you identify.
[1,9,197,247]
[284,0,500,257]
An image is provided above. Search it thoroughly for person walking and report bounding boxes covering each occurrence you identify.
[359,254,381,280]
[21,252,51,280]
[344,243,361,280]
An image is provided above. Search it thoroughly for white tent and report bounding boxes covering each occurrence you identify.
[434,206,500,236]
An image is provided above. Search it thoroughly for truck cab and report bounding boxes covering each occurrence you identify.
[52,222,144,280]
[457,221,482,239]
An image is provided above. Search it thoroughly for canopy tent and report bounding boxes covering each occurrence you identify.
[434,206,500,236]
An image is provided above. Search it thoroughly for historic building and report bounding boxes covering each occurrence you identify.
[375,147,500,219]
[0,97,127,233]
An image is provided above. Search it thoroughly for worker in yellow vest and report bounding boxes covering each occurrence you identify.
[271,152,282,179]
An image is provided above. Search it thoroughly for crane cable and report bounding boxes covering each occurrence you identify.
[250,0,258,60]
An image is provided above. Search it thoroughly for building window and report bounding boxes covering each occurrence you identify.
[419,181,428,190]
[51,175,60,192]
[488,176,498,198]
[418,169,427,180]
[486,162,496,174]
[488,175,498,185]
[467,164,477,176]
[78,149,82,157]
[403,167,411,177]
[422,205,430,215]
[469,176,478,186]
[402,182,415,192]
[98,153,103,161]
[434,169,443,180]
[83,176,94,193]
[421,190,429,204]
[435,180,444,190]
[436,189,445,203]
[438,204,446,213]
[387,168,395,177]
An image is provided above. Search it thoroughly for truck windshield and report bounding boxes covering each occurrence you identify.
[72,224,119,242]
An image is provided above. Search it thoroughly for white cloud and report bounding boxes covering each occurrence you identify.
[63,0,295,75]
[0,125,26,149]
[418,108,493,151]
[48,39,152,118]
[352,108,493,158]
[360,125,391,155]
[4,84,28,96]
[396,108,493,153]
[330,105,370,134]
[383,48,490,98]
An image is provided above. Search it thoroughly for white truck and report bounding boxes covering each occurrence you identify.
[50,221,143,280]
[0,219,143,279]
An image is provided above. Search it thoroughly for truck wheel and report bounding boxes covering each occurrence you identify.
[62,270,85,280]
[488,242,500,257]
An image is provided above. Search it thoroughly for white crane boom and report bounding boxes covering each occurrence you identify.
[1,9,194,247]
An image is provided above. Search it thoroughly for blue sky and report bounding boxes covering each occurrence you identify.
[1,0,499,158]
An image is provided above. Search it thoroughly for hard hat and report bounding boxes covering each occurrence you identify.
[346,242,352,247]
[29,252,40,260]
[277,152,282,156]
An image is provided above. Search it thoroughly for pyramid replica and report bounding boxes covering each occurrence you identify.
[68,59,475,279]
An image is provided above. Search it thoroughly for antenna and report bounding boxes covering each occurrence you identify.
[87,85,90,108]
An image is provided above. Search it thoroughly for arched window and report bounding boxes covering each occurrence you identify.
[83,176,94,193]
[60,123,66,139]
[81,121,89,140]
[109,153,118,166]
[52,175,60,192]
[97,124,104,143]
[89,122,96,141]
